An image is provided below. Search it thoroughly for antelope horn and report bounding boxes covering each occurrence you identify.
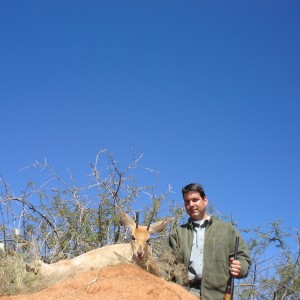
[135,211,139,229]
[146,214,155,231]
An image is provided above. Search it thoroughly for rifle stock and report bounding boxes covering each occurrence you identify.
[224,236,239,300]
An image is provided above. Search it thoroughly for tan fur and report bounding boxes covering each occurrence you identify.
[25,243,133,290]
[27,243,132,277]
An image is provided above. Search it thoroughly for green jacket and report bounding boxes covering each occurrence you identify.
[165,217,251,300]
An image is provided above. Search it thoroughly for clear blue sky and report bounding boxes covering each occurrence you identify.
[1,1,299,231]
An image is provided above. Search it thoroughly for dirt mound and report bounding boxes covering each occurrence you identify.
[2,264,198,300]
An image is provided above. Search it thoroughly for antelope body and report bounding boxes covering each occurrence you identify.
[26,206,173,288]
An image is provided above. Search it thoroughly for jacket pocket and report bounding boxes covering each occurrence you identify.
[208,237,229,263]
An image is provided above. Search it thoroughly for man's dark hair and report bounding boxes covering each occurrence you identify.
[182,183,206,199]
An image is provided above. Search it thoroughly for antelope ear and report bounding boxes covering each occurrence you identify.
[148,218,174,234]
[116,205,136,230]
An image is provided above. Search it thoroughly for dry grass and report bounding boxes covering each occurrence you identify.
[0,252,36,296]
[153,250,188,285]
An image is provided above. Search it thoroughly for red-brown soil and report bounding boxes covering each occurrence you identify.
[1,264,198,300]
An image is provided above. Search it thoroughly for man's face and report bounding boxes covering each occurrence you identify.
[183,191,208,221]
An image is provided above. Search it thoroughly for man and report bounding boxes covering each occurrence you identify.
[165,183,251,300]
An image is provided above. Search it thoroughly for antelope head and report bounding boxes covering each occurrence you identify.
[116,205,173,261]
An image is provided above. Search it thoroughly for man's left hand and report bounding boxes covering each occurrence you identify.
[229,257,241,277]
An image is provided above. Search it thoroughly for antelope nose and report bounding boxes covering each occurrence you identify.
[137,251,143,257]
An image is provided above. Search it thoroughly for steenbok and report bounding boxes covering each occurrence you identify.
[26,205,173,288]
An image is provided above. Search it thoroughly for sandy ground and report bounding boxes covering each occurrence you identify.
[1,264,198,300]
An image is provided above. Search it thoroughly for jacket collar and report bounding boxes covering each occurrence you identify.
[187,216,212,229]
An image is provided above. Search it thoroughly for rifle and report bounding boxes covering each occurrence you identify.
[224,236,239,300]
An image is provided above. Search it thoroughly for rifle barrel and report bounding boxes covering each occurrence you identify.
[230,236,240,299]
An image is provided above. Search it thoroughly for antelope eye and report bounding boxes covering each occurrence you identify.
[131,235,136,241]
[146,239,150,244]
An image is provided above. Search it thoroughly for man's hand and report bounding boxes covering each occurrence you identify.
[229,257,241,278]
